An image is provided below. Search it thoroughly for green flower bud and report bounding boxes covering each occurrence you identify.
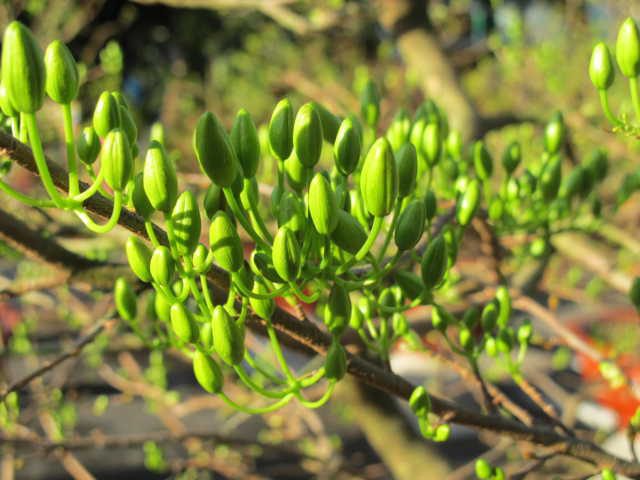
[272,226,300,282]
[409,117,427,157]
[360,137,397,217]
[233,266,254,295]
[443,226,460,267]
[250,278,275,320]
[539,154,562,201]
[456,179,480,227]
[485,336,498,357]
[517,320,532,344]
[308,172,339,234]
[560,167,586,201]
[193,350,223,394]
[250,250,282,283]
[171,190,201,256]
[126,236,152,282]
[395,200,426,251]
[268,98,294,162]
[378,287,397,311]
[334,116,361,176]
[193,111,239,187]
[150,122,165,146]
[463,306,480,329]
[481,301,498,332]
[170,303,197,343]
[433,424,450,442]
[192,244,209,274]
[589,42,615,90]
[1,21,45,114]
[360,79,380,127]
[421,236,447,291]
[293,102,323,168]
[150,246,174,286]
[325,339,347,380]
[422,122,441,167]
[475,459,492,479]
[230,108,260,178]
[587,148,608,179]
[203,183,223,220]
[409,385,430,417]
[44,40,78,104]
[199,322,213,351]
[284,152,312,193]
[114,277,137,322]
[495,285,511,328]
[446,130,463,160]
[310,101,341,142]
[392,312,409,336]
[424,190,437,222]
[0,83,17,117]
[616,17,640,78]
[118,104,138,146]
[212,305,245,366]
[544,112,565,155]
[209,211,243,273]
[325,283,351,336]
[459,326,473,352]
[349,303,364,330]
[386,108,412,152]
[142,140,177,213]
[330,210,367,255]
[629,277,640,313]
[277,191,305,232]
[473,141,493,180]
[502,141,521,176]
[131,173,154,220]
[76,126,101,165]
[349,189,371,228]
[395,143,417,197]
[497,328,514,353]
[601,468,617,480]
[431,305,451,332]
[102,129,132,191]
[92,91,121,138]
[488,196,503,221]
[395,270,424,301]
[153,291,172,322]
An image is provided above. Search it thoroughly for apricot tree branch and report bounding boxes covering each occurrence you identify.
[1,131,639,475]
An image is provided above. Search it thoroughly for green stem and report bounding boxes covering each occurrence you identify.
[296,381,336,409]
[24,113,71,209]
[75,190,123,233]
[245,179,273,243]
[598,89,622,127]
[630,78,640,124]
[377,201,401,263]
[244,351,287,385]
[199,275,215,312]
[62,103,79,196]
[336,216,383,275]
[233,365,294,399]
[266,320,298,387]
[145,222,161,248]
[0,178,56,207]
[219,391,294,414]
[223,188,270,251]
[71,167,105,202]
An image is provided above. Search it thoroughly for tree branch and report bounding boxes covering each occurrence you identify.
[1,131,639,475]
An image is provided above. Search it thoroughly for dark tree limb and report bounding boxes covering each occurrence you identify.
[1,131,639,476]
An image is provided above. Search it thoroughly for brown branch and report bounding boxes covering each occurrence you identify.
[0,319,114,401]
[1,131,640,475]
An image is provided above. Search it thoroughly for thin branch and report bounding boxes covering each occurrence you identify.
[1,132,640,475]
[0,319,114,401]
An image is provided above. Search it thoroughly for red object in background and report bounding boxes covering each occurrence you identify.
[0,301,22,344]
[570,306,640,428]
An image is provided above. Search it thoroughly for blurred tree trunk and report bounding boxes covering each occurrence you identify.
[376,0,480,141]
[337,377,450,479]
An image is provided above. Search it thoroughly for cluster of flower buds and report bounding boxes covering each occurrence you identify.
[0,21,615,426]
[589,17,640,131]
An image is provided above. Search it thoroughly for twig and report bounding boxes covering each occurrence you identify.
[0,319,113,401]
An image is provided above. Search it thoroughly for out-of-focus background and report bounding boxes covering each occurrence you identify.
[2,1,640,479]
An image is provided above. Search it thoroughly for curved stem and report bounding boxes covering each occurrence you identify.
[145,221,161,248]
[244,351,287,385]
[336,216,384,275]
[199,274,215,312]
[296,381,336,409]
[288,282,319,303]
[266,320,298,387]
[24,113,71,209]
[0,178,56,207]
[233,364,293,399]
[62,104,79,196]
[598,89,622,127]
[231,272,288,299]
[377,201,401,263]
[245,179,273,243]
[218,391,294,414]
[71,167,105,202]
[75,190,123,233]
[223,187,271,251]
